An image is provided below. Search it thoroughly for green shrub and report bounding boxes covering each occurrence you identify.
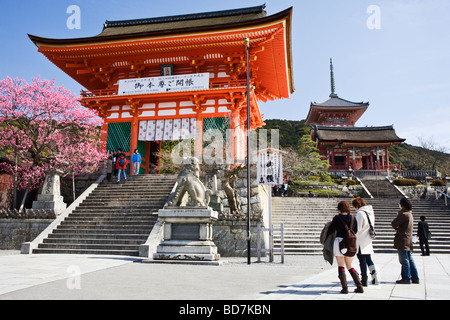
[346,179,360,186]
[393,178,419,186]
[431,179,445,186]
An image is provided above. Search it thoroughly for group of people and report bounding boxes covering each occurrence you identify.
[324,197,430,294]
[105,148,142,182]
[272,184,288,197]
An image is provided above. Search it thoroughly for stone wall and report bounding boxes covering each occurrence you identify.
[398,186,447,199]
[213,220,266,257]
[212,177,270,257]
[0,219,52,250]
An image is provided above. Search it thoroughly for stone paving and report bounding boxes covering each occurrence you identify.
[260,253,450,300]
[0,251,449,300]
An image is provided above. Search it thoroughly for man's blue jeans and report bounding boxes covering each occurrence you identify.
[117,169,127,182]
[397,250,419,282]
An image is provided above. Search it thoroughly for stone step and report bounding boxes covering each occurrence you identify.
[37,242,140,251]
[33,174,176,256]
[43,238,144,245]
[47,233,148,240]
[76,202,166,208]
[53,228,150,237]
[63,216,156,222]
[271,197,450,255]
[59,220,154,227]
[32,248,140,256]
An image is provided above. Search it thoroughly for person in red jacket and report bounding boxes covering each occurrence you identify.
[115,148,128,182]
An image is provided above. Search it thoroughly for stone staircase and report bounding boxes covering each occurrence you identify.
[271,197,450,255]
[360,178,403,198]
[32,174,177,256]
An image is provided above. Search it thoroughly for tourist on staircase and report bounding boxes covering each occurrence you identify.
[116,148,128,182]
[418,215,431,256]
[391,198,420,284]
[131,148,142,175]
[326,201,364,294]
[352,197,379,286]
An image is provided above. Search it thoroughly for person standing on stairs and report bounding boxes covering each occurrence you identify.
[352,197,379,286]
[391,197,420,284]
[106,155,113,182]
[418,215,431,256]
[131,148,142,175]
[116,148,128,182]
[327,201,364,294]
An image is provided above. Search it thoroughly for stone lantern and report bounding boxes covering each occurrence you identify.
[31,169,66,216]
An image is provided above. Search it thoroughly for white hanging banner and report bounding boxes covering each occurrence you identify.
[118,73,210,95]
[257,148,286,185]
[138,118,196,142]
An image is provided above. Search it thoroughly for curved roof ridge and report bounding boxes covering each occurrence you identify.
[311,96,369,108]
[103,4,266,29]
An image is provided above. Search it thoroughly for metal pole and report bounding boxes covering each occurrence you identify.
[280,223,285,264]
[245,37,251,265]
[269,186,273,262]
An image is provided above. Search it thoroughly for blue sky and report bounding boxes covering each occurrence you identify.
[1,0,449,151]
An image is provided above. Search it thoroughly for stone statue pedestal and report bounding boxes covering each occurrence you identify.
[32,169,66,216]
[152,207,225,264]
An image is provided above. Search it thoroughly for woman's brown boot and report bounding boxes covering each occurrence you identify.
[338,267,348,294]
[349,268,364,293]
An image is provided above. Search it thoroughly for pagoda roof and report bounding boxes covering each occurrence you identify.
[312,125,405,145]
[311,96,369,108]
[305,95,369,126]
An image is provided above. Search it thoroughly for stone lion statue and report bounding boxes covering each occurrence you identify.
[168,157,212,207]
[220,165,242,215]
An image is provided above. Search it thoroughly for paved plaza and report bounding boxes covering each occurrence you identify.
[0,251,449,300]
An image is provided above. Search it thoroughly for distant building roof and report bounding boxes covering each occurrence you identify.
[311,96,369,108]
[306,59,369,125]
[312,125,405,145]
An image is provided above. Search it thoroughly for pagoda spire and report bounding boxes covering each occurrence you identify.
[329,58,338,98]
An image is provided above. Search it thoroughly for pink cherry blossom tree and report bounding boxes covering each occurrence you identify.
[0,76,106,210]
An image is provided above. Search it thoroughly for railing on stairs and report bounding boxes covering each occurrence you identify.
[355,177,373,199]
[434,189,450,206]
[256,222,284,263]
[385,176,408,198]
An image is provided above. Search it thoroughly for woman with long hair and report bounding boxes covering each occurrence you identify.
[327,201,364,294]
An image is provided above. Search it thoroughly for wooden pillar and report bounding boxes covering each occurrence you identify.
[330,148,335,168]
[228,105,242,164]
[351,146,356,170]
[194,111,203,161]
[376,146,381,170]
[129,115,139,174]
[345,148,351,170]
[156,141,162,174]
[100,121,108,153]
[369,148,374,170]
[144,141,151,174]
[385,147,390,168]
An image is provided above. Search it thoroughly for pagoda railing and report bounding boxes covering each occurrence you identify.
[80,79,249,98]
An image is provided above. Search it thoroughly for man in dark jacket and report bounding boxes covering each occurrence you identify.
[418,216,430,256]
[391,198,420,284]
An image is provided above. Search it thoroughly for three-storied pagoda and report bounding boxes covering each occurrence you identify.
[306,59,405,172]
[29,5,294,173]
